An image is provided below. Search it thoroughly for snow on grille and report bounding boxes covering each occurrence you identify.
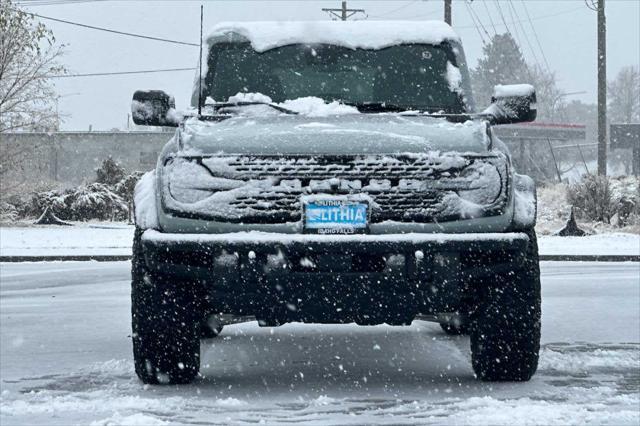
[162,153,507,223]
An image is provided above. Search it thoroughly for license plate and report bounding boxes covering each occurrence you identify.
[304,199,368,234]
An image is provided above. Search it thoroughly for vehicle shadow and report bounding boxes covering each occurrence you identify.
[194,320,489,397]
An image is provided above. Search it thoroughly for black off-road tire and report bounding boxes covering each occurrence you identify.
[131,228,200,384]
[470,228,541,381]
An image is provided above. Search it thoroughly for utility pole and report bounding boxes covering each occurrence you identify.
[322,1,365,21]
[597,0,607,176]
[587,0,607,175]
[444,0,452,25]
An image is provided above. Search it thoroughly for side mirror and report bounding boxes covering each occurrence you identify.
[484,84,537,125]
[131,90,180,127]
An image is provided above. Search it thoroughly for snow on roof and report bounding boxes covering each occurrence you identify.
[206,21,460,52]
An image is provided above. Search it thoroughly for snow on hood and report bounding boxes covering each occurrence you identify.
[180,114,490,155]
[206,21,460,52]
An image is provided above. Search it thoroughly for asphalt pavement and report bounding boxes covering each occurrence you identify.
[0,261,638,425]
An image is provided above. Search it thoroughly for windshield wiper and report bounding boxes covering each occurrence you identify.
[211,101,298,115]
[342,101,418,113]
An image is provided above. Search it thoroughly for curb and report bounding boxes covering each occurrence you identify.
[0,255,132,262]
[1,255,638,263]
[540,255,640,262]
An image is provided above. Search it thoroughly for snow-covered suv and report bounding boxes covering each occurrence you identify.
[130,21,540,385]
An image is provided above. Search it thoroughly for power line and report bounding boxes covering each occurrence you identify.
[10,7,199,47]
[481,0,498,35]
[508,0,541,70]
[51,68,196,78]
[464,1,488,45]
[15,1,106,5]
[368,0,419,19]
[467,1,491,41]
[520,0,552,73]
[322,1,366,21]
[493,0,513,36]
[505,0,525,51]
[455,6,584,30]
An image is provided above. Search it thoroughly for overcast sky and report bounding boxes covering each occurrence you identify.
[15,0,640,130]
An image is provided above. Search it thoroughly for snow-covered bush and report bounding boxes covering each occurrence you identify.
[19,184,128,221]
[567,175,639,225]
[114,171,145,203]
[567,175,616,223]
[612,176,639,227]
[21,188,75,219]
[95,157,125,186]
[68,183,128,221]
[0,200,19,222]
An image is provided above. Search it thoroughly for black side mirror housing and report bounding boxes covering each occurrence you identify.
[484,84,537,125]
[131,90,180,127]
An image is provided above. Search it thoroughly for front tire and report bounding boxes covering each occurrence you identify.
[131,228,200,384]
[470,228,541,381]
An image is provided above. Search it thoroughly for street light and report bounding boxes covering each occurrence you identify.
[551,91,588,121]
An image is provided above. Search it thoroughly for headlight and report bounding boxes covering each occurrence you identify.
[455,160,502,206]
[165,158,244,204]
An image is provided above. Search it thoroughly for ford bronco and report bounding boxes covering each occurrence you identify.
[130,21,540,385]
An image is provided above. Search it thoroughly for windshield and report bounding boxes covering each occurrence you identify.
[204,43,471,113]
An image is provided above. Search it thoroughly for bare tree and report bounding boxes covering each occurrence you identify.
[0,0,65,133]
[608,66,640,124]
[528,65,564,122]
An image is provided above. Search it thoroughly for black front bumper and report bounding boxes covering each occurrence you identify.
[141,231,529,324]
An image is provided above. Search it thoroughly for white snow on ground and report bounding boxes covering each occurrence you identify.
[537,232,640,256]
[0,261,638,425]
[0,224,135,256]
[1,225,638,257]
[207,21,460,53]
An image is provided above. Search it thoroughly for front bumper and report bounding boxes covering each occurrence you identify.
[141,230,529,323]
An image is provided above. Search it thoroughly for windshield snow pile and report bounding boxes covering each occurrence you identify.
[217,93,359,117]
[207,21,460,52]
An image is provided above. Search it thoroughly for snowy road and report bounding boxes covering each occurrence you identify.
[1,262,638,425]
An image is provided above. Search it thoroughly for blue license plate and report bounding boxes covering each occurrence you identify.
[304,200,368,233]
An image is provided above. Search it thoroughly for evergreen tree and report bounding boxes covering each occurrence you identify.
[471,33,530,109]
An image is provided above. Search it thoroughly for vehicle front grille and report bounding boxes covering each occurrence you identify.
[163,154,509,224]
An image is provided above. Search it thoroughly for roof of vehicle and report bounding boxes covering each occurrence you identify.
[206,20,461,52]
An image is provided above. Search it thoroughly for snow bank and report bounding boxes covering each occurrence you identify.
[133,171,158,230]
[91,413,169,426]
[207,21,460,53]
[538,233,640,256]
[0,224,134,256]
[539,344,639,375]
